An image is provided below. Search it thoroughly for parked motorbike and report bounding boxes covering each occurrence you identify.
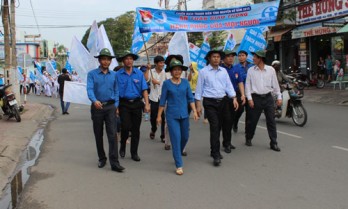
[275,83,307,127]
[0,84,21,122]
[287,67,325,90]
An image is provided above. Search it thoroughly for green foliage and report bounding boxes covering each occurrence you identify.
[81,11,136,55]
[187,32,203,47]
[208,31,225,49]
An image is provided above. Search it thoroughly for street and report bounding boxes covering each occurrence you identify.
[17,95,348,209]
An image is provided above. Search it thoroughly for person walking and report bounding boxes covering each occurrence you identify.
[148,55,166,142]
[233,50,253,133]
[157,60,198,175]
[57,68,71,115]
[325,55,333,82]
[244,50,282,152]
[221,50,245,153]
[195,49,238,166]
[87,48,125,172]
[116,51,150,162]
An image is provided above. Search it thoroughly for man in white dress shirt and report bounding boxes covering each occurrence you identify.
[244,50,282,152]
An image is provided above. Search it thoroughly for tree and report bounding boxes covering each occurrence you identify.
[187,32,203,47]
[81,11,135,55]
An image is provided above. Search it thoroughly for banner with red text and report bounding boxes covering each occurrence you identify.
[136,0,280,33]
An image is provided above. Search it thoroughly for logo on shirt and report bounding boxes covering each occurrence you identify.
[235,73,238,79]
[133,79,140,83]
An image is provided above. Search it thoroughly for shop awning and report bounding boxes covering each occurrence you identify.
[267,28,292,42]
[337,24,348,33]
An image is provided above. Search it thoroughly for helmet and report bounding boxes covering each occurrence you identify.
[272,60,280,66]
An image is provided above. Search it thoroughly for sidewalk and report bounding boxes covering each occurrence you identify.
[301,85,348,106]
[0,103,53,193]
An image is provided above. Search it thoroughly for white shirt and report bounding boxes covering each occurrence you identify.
[148,68,166,102]
[245,65,282,100]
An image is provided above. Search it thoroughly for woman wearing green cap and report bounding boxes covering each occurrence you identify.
[157,60,198,175]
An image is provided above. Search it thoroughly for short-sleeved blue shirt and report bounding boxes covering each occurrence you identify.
[116,67,148,99]
[221,64,243,92]
[159,79,194,119]
[233,62,253,84]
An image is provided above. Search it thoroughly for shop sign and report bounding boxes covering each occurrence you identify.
[296,0,348,25]
[292,26,340,39]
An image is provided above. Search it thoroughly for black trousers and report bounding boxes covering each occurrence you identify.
[221,97,233,148]
[150,100,165,136]
[203,97,227,159]
[232,91,245,128]
[90,104,119,165]
[119,99,144,155]
[245,93,278,144]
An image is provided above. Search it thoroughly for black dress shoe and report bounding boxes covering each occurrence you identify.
[98,161,106,168]
[245,139,252,146]
[111,164,125,172]
[224,146,231,153]
[131,155,141,162]
[230,144,236,149]
[181,151,187,156]
[119,149,125,158]
[213,158,221,166]
[270,144,281,152]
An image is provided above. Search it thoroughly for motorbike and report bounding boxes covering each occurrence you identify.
[0,84,22,122]
[275,82,307,127]
[287,67,325,90]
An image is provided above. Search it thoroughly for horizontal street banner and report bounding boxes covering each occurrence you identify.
[136,0,280,33]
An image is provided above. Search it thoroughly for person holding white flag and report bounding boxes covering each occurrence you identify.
[87,48,125,173]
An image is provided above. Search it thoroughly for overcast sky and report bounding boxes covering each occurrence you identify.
[15,0,202,48]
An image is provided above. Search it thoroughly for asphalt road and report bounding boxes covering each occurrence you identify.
[17,95,348,209]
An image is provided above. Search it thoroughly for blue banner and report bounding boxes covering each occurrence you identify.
[197,41,210,70]
[238,28,267,63]
[131,17,152,54]
[136,0,280,33]
[189,43,200,63]
[17,67,24,82]
[65,60,73,74]
[33,61,42,74]
[51,60,57,69]
[223,33,237,51]
[29,71,36,82]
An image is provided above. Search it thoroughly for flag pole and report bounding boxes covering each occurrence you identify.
[141,33,156,88]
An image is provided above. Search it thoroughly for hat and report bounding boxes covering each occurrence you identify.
[251,50,267,58]
[205,49,225,61]
[223,50,237,57]
[154,55,165,63]
[165,60,188,72]
[164,54,184,72]
[238,50,248,56]
[94,48,116,58]
[116,51,139,62]
[271,60,280,66]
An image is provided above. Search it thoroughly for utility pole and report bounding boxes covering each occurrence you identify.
[2,0,11,84]
[10,0,20,102]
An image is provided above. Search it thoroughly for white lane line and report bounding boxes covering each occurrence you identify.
[239,121,302,139]
[332,146,348,152]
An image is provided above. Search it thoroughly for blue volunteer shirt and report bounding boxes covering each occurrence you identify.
[0,77,4,86]
[87,67,119,107]
[233,62,253,84]
[116,67,148,99]
[221,64,243,92]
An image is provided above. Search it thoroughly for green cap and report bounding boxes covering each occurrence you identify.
[116,51,139,62]
[223,50,237,56]
[251,50,267,58]
[165,59,188,72]
[94,48,115,58]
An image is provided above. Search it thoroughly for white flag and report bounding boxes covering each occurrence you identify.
[97,25,118,70]
[86,20,99,56]
[63,81,91,105]
[168,32,190,66]
[69,36,98,83]
[45,62,58,79]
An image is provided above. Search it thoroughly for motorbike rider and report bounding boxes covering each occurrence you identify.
[272,60,290,90]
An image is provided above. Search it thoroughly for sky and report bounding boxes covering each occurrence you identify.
[14,0,203,48]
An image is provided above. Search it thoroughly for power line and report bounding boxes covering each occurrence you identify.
[29,0,40,34]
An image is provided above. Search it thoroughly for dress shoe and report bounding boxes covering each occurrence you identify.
[181,151,187,156]
[98,161,106,168]
[213,158,221,166]
[245,139,252,146]
[149,132,155,140]
[230,144,236,149]
[164,144,171,150]
[160,135,165,143]
[131,155,141,162]
[224,146,231,153]
[270,144,281,152]
[119,149,125,158]
[111,164,125,172]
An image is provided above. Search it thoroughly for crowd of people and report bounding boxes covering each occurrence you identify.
[86,47,283,176]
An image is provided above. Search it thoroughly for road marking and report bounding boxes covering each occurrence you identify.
[239,121,303,139]
[332,146,348,152]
